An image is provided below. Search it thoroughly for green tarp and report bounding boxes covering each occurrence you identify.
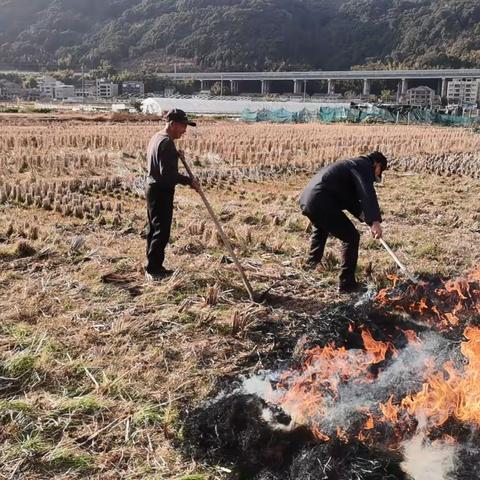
[241,106,478,127]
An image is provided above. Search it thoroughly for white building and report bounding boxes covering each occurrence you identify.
[96,79,119,99]
[38,75,58,98]
[55,85,75,100]
[75,80,96,99]
[38,75,76,100]
[447,78,480,105]
[404,86,439,107]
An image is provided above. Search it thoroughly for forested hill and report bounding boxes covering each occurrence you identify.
[1,0,479,71]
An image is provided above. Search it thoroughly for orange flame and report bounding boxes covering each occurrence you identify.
[262,271,480,448]
[380,395,399,423]
[404,329,422,346]
[374,269,480,330]
[361,330,391,364]
[364,413,374,430]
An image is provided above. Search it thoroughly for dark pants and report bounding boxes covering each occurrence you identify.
[146,184,174,274]
[302,192,360,284]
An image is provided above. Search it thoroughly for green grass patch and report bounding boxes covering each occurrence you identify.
[132,403,163,427]
[416,242,442,260]
[5,323,32,349]
[24,107,53,114]
[47,448,93,473]
[0,399,34,414]
[0,107,20,113]
[363,238,382,250]
[175,311,197,324]
[9,433,51,459]
[0,398,35,425]
[57,395,107,415]
[4,351,37,377]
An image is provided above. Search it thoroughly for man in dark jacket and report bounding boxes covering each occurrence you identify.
[145,108,199,280]
[299,151,387,293]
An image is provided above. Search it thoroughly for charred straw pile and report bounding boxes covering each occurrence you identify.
[183,271,480,480]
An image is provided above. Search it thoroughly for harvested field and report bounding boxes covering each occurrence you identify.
[1,114,480,479]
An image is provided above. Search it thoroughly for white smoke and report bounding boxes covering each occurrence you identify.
[241,331,452,435]
[242,373,276,399]
[237,330,468,477]
[401,428,455,480]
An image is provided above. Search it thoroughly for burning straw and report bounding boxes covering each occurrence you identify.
[184,270,480,479]
[237,270,480,476]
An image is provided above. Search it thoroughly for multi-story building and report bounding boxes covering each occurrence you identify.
[0,80,24,99]
[55,85,75,100]
[96,79,119,99]
[38,75,58,98]
[404,86,440,107]
[122,81,145,97]
[38,75,76,100]
[75,80,96,99]
[447,78,480,105]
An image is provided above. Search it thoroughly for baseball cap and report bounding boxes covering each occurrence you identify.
[166,108,196,126]
[368,151,388,176]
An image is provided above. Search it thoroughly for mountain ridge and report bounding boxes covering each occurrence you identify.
[0,0,479,71]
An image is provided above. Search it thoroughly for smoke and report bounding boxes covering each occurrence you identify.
[318,332,452,434]
[242,373,276,399]
[241,331,453,434]
[401,429,455,480]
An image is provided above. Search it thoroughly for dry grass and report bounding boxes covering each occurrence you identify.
[1,114,480,479]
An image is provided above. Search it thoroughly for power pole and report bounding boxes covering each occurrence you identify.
[81,64,85,104]
[220,73,223,97]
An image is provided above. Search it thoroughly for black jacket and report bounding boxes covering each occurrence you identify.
[146,132,191,189]
[299,156,382,225]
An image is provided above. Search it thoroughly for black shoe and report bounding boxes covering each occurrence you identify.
[145,268,174,282]
[338,280,359,293]
[302,259,322,271]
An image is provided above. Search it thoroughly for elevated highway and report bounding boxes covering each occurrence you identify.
[160,69,480,97]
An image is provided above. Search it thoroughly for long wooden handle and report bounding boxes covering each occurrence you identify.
[179,153,256,301]
[379,238,418,283]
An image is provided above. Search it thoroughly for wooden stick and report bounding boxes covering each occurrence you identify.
[179,153,256,301]
[379,238,418,283]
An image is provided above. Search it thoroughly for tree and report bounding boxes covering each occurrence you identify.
[210,81,230,96]
[23,76,38,89]
[91,60,116,79]
[380,89,393,102]
[175,80,196,95]
[58,54,73,69]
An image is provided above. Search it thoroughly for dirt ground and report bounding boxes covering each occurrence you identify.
[1,115,480,479]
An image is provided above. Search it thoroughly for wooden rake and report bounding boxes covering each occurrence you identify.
[179,152,256,302]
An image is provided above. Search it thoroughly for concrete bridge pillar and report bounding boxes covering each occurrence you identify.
[200,80,209,91]
[261,80,271,95]
[401,78,408,95]
[441,78,448,98]
[363,78,371,96]
[293,79,304,95]
[327,79,335,95]
[230,80,239,95]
